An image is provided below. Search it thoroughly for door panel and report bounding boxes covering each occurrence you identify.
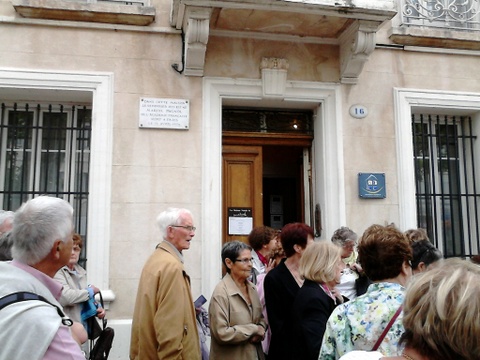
[303,147,312,226]
[222,145,263,245]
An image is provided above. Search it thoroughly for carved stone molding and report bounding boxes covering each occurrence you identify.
[260,57,289,98]
[260,57,289,71]
[182,7,212,76]
[169,1,393,82]
[339,20,380,84]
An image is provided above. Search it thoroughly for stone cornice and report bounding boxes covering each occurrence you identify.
[171,1,396,83]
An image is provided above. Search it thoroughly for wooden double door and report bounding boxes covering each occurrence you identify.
[222,134,313,245]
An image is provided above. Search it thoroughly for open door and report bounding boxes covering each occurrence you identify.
[222,145,263,245]
[303,147,313,227]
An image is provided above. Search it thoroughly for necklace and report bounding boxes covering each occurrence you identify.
[402,352,415,360]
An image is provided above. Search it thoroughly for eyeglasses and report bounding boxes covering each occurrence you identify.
[170,225,196,232]
[234,258,253,264]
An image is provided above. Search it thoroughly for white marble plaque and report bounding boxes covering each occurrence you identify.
[139,98,189,129]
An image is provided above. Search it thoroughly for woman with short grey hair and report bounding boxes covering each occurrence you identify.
[331,226,358,248]
[209,240,267,360]
[331,226,368,300]
[221,241,251,272]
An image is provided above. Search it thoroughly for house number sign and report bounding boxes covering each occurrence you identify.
[349,104,368,119]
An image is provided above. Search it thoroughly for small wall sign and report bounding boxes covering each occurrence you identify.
[139,98,189,129]
[358,173,386,199]
[228,208,253,235]
[349,104,368,119]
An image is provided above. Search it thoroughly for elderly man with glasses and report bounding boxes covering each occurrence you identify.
[130,207,201,360]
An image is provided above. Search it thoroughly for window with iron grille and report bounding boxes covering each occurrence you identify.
[412,114,480,258]
[0,103,91,266]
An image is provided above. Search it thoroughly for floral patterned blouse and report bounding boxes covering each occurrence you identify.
[318,282,405,360]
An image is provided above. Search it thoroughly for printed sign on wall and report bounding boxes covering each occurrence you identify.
[139,98,189,129]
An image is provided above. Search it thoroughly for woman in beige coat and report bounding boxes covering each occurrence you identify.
[54,234,104,323]
[209,241,267,360]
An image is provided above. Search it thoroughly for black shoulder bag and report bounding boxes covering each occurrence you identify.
[0,291,73,326]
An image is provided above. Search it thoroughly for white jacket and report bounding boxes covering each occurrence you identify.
[0,262,62,360]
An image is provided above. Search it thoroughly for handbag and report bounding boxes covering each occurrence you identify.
[89,322,114,360]
[81,293,103,340]
[89,292,115,360]
[81,296,98,322]
[371,306,403,351]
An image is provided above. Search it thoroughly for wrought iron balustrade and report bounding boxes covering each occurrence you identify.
[400,0,480,30]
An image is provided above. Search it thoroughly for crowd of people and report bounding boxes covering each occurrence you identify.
[199,222,479,360]
[1,200,480,360]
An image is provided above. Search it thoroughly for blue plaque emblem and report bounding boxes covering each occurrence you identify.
[358,173,386,199]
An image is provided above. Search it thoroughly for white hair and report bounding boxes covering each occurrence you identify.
[0,210,14,234]
[156,208,193,240]
[11,196,73,265]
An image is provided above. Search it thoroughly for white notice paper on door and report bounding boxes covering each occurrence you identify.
[228,216,253,235]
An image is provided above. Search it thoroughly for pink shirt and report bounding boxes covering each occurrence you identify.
[12,261,86,360]
[256,273,271,354]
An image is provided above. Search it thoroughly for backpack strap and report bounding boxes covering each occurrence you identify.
[0,291,73,326]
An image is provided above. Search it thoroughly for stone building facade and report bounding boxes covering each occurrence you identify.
[1,0,480,357]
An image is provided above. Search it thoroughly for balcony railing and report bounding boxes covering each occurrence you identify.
[400,0,480,30]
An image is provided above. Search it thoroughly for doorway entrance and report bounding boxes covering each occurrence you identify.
[263,145,304,229]
[222,108,313,245]
[202,77,344,297]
